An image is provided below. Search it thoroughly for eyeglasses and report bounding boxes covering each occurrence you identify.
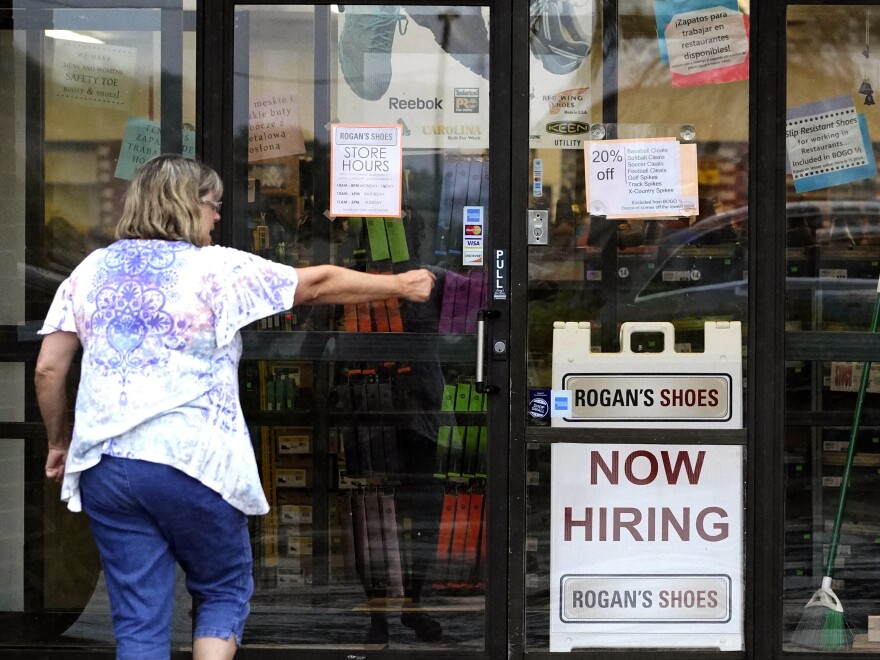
[201,199,222,213]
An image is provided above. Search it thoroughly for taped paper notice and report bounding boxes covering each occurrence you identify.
[654,0,748,87]
[665,8,748,79]
[329,124,403,218]
[114,118,195,181]
[248,92,306,162]
[550,442,744,651]
[785,95,877,193]
[585,138,698,219]
[51,41,136,108]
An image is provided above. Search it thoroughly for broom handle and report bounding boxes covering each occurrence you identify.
[825,281,880,578]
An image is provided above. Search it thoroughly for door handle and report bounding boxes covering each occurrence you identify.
[475,308,500,394]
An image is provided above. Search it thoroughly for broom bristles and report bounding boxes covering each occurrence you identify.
[791,596,854,651]
[821,610,854,650]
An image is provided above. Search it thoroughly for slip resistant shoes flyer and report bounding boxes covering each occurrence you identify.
[339,5,409,101]
[529,0,591,75]
[404,7,490,80]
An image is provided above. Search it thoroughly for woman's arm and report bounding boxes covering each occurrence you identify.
[35,331,80,483]
[293,265,436,306]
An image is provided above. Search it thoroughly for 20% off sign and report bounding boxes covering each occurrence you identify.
[585,138,697,219]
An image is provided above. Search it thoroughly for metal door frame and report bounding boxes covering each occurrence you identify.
[205,2,512,658]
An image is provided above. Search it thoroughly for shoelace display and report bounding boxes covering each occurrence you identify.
[357,10,408,49]
[338,7,409,101]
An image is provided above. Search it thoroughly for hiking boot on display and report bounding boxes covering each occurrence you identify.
[529,0,591,75]
[339,6,408,101]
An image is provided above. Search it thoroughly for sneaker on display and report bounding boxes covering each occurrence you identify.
[339,5,408,101]
[529,0,591,75]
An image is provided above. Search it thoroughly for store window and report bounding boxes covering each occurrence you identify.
[3,1,503,654]
[0,1,195,648]
[525,0,749,652]
[784,5,880,653]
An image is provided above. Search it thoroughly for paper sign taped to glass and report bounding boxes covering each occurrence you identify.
[659,3,750,87]
[551,321,742,429]
[785,95,877,193]
[550,442,744,651]
[115,118,195,181]
[584,138,699,219]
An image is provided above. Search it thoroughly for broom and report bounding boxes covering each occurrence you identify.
[791,276,880,650]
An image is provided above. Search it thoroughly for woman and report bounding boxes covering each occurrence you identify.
[35,154,435,659]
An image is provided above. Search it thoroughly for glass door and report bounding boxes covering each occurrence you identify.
[522,0,750,653]
[0,2,196,652]
[229,4,506,654]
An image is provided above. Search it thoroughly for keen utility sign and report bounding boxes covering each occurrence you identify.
[552,321,742,429]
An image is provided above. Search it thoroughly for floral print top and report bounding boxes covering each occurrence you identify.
[39,239,299,515]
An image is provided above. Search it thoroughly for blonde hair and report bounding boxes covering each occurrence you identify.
[116,154,223,247]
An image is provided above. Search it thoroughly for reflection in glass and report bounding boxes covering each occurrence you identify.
[525,0,749,650]
[784,5,880,653]
[234,6,489,650]
[2,9,195,650]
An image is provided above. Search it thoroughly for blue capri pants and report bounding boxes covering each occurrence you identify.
[80,455,253,659]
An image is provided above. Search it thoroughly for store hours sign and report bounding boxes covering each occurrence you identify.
[329,123,403,217]
[550,443,743,651]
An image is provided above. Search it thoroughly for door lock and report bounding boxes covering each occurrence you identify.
[528,210,549,245]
